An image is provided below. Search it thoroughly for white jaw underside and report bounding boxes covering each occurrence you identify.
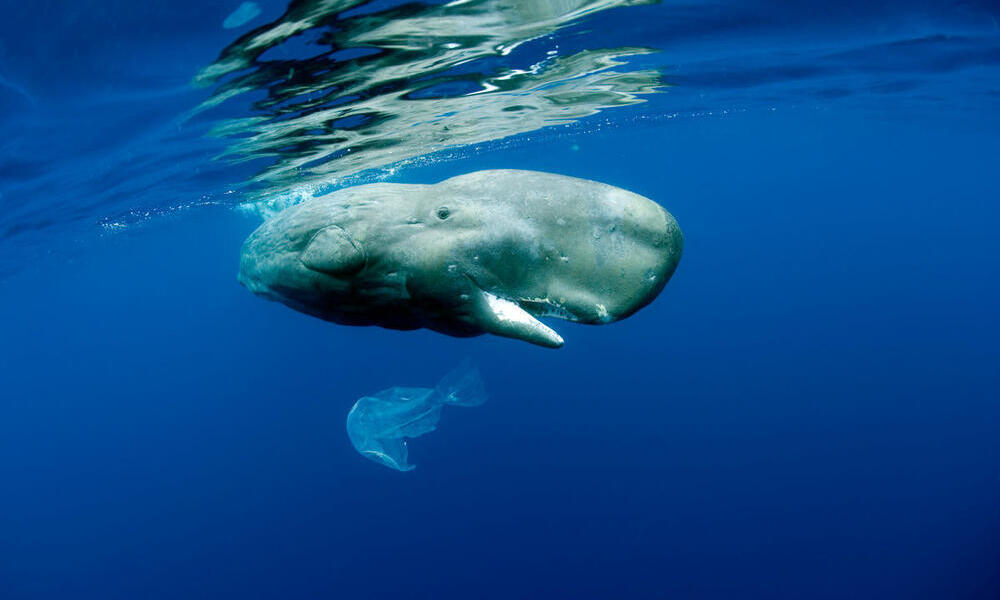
[481,291,565,348]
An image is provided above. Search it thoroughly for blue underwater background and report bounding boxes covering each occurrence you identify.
[1,1,1000,598]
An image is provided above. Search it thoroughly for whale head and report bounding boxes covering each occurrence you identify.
[239,170,682,347]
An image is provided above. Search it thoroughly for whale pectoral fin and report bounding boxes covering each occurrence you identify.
[474,290,564,348]
[300,226,365,276]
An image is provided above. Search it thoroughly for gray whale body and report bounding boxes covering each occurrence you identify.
[239,169,683,347]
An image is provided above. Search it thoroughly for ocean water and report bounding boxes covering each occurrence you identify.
[1,1,999,598]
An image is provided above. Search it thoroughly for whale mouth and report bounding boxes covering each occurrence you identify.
[460,274,565,348]
[478,291,564,348]
[516,298,581,322]
[473,292,620,347]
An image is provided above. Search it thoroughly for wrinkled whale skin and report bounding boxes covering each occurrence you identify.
[239,169,683,347]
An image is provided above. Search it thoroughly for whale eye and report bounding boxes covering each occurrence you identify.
[436,206,450,220]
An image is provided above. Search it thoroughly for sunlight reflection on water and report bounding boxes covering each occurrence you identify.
[193,0,663,195]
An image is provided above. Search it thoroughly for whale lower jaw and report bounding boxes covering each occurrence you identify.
[475,290,564,348]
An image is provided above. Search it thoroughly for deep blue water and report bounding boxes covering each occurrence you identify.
[2,1,999,598]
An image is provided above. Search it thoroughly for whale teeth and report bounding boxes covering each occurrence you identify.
[518,297,579,322]
[475,291,564,349]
